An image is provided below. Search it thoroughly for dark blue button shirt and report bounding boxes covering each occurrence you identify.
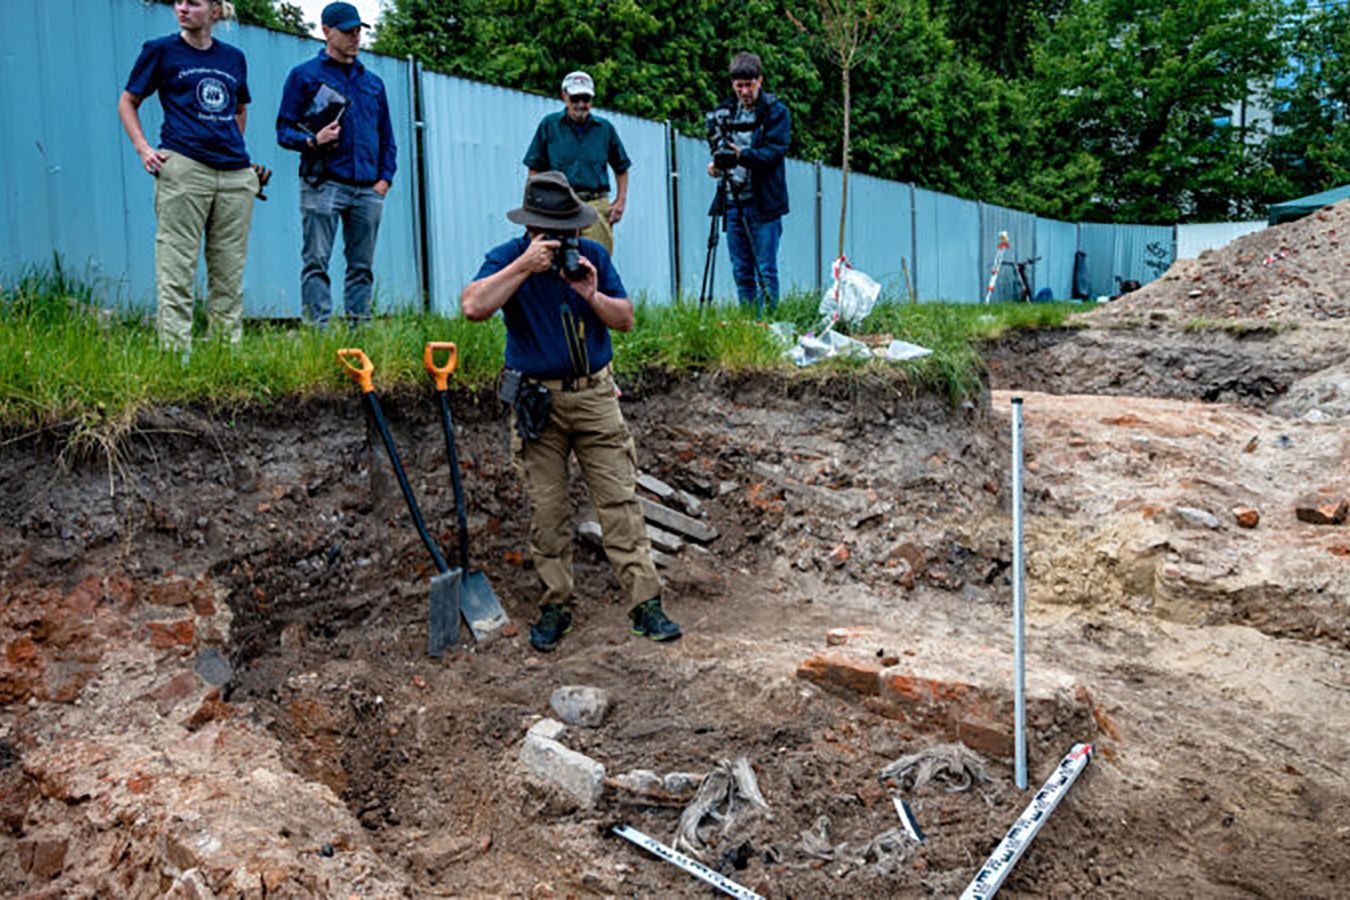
[276,50,396,185]
[124,34,252,170]
[474,235,626,378]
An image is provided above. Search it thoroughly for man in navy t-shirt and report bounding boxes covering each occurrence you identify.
[118,0,259,355]
[460,172,682,653]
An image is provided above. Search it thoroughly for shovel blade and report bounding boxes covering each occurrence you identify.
[428,569,463,657]
[461,570,509,642]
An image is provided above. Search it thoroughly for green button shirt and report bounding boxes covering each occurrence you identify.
[523,111,631,194]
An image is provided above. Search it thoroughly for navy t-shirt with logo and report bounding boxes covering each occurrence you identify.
[125,34,251,170]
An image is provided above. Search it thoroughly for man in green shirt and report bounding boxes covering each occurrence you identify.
[523,71,631,254]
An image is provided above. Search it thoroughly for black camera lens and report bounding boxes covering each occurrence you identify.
[548,234,586,281]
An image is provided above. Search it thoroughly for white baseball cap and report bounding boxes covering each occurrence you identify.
[561,71,595,97]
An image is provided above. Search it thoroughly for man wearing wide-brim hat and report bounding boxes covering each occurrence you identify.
[461,171,681,652]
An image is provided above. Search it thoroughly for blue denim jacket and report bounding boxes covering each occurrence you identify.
[276,50,396,185]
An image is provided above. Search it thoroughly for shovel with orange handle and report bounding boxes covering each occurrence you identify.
[337,348,463,657]
[424,342,509,644]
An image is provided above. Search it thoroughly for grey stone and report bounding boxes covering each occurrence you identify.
[637,473,676,500]
[527,717,567,742]
[639,497,719,542]
[1174,507,1220,530]
[612,769,663,795]
[663,772,704,796]
[549,685,611,728]
[519,734,605,808]
[193,647,233,687]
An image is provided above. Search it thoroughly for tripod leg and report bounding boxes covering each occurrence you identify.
[699,181,727,308]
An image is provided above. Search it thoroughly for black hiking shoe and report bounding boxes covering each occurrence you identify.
[529,604,573,652]
[629,598,682,642]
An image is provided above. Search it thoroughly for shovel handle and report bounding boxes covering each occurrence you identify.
[337,348,375,393]
[423,342,459,392]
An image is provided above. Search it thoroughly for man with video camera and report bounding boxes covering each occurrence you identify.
[707,51,791,317]
[460,172,681,653]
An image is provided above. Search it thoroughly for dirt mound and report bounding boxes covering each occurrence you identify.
[1095,201,1350,322]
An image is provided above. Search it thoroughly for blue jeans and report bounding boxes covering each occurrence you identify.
[300,181,385,326]
[724,205,781,317]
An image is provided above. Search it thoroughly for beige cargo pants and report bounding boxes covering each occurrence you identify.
[511,367,661,609]
[581,196,614,255]
[154,151,258,351]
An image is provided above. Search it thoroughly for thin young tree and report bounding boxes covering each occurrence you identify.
[789,0,904,259]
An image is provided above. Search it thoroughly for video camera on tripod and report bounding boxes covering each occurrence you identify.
[704,108,756,185]
[698,107,768,309]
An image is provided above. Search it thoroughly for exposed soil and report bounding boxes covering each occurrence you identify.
[2,206,1349,897]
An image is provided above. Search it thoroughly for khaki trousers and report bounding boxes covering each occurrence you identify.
[581,196,614,254]
[154,152,258,351]
[511,370,660,609]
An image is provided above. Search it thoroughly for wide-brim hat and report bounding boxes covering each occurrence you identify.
[507,171,599,230]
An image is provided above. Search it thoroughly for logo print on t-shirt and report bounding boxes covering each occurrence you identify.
[196,77,230,114]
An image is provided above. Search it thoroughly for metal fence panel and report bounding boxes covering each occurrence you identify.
[1,0,421,316]
[819,164,844,290]
[981,202,1037,302]
[837,172,912,300]
[1176,220,1264,259]
[1114,224,1174,287]
[914,188,980,302]
[781,158,817,295]
[1077,223,1117,298]
[1034,217,1077,300]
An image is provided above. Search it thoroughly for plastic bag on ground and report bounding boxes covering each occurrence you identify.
[819,256,881,328]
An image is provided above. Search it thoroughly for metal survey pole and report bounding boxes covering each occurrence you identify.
[1011,397,1027,790]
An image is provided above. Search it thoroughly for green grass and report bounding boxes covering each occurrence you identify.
[0,263,1085,433]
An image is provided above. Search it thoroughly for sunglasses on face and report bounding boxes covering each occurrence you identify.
[568,95,593,104]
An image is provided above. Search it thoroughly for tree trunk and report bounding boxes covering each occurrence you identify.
[838,63,851,261]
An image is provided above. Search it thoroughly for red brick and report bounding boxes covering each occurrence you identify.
[796,652,881,696]
[149,672,202,715]
[957,715,1014,759]
[146,620,195,650]
[18,836,68,879]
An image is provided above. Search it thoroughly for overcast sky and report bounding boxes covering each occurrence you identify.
[294,0,388,39]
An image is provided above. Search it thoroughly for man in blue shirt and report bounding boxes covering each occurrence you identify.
[707,51,791,317]
[523,71,632,255]
[461,172,681,653]
[276,1,397,326]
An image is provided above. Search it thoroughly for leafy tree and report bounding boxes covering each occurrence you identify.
[1031,0,1285,222]
[930,0,1069,78]
[788,0,905,258]
[1265,1,1350,200]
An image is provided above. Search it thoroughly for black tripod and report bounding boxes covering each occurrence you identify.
[698,172,770,315]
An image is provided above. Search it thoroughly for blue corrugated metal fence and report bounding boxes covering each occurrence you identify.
[1,0,1180,314]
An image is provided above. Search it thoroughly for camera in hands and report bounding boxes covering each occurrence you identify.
[547,233,586,281]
